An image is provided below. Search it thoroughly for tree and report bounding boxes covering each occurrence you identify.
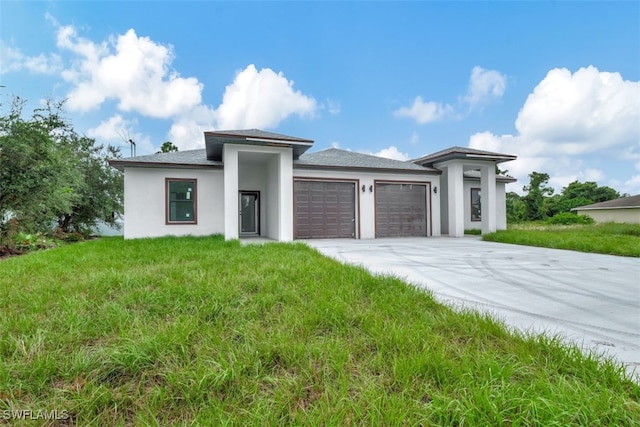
[545,181,620,217]
[157,141,178,153]
[0,95,123,247]
[522,172,554,221]
[0,98,80,233]
[56,133,123,235]
[505,191,527,223]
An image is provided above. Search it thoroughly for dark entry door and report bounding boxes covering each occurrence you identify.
[239,191,259,235]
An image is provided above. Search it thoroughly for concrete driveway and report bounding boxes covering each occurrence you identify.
[305,237,640,378]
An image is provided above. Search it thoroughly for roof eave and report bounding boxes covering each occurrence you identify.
[108,160,223,171]
[573,206,640,211]
[293,163,441,174]
[414,152,517,165]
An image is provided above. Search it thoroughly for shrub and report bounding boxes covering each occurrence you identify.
[546,212,594,225]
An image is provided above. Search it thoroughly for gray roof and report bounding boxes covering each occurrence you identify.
[463,169,518,183]
[572,195,640,210]
[204,129,314,161]
[204,129,314,143]
[413,146,517,165]
[295,148,439,173]
[108,149,221,171]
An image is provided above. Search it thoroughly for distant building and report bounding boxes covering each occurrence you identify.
[572,195,640,224]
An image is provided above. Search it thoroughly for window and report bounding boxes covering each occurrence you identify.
[471,188,481,221]
[166,179,197,224]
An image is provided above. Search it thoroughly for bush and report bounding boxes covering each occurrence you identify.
[546,212,594,225]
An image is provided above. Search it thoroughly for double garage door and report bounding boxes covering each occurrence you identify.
[294,180,428,239]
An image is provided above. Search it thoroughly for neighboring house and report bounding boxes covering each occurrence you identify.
[572,195,640,224]
[108,129,516,241]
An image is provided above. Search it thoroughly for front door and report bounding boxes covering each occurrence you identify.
[239,191,259,235]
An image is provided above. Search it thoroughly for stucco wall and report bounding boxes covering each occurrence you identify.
[577,208,640,224]
[293,168,441,239]
[463,180,508,231]
[123,167,224,239]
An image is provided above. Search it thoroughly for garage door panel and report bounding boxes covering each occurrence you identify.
[295,180,356,239]
[376,183,427,238]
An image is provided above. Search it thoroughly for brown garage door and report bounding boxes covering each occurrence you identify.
[294,180,356,239]
[375,182,428,237]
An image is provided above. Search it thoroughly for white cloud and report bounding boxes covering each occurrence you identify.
[622,175,640,195]
[168,105,217,150]
[42,19,318,152]
[463,66,506,107]
[56,24,203,118]
[395,66,506,124]
[393,96,453,124]
[410,131,419,145]
[515,66,639,153]
[326,98,341,115]
[366,146,410,161]
[468,66,640,195]
[87,114,155,154]
[581,169,605,182]
[215,64,316,130]
[87,114,132,141]
[0,41,62,74]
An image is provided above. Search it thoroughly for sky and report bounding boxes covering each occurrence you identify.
[1,1,639,195]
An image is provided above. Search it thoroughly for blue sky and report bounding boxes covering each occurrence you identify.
[1,1,639,195]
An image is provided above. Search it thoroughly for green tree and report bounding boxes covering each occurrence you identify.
[0,98,80,232]
[545,181,620,216]
[0,96,123,247]
[505,191,527,223]
[56,133,123,235]
[157,141,178,153]
[522,172,554,221]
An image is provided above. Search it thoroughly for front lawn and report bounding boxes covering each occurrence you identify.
[484,222,640,257]
[1,236,638,425]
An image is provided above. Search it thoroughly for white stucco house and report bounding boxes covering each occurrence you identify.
[109,129,517,241]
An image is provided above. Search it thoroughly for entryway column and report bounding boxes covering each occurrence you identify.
[480,164,497,234]
[278,151,293,242]
[447,162,464,237]
[223,146,239,240]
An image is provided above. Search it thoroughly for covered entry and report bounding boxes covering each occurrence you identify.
[294,180,356,239]
[375,182,429,237]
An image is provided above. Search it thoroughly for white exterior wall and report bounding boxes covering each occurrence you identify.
[224,143,293,241]
[464,180,508,231]
[293,168,440,239]
[577,208,640,224]
[123,167,224,239]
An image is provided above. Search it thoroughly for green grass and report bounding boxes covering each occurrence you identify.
[483,222,640,257]
[1,236,638,425]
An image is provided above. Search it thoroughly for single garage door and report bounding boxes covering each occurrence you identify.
[376,182,428,237]
[294,180,356,239]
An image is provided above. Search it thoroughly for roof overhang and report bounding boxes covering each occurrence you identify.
[413,148,517,166]
[573,206,640,211]
[293,163,442,175]
[205,131,314,161]
[108,159,223,172]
